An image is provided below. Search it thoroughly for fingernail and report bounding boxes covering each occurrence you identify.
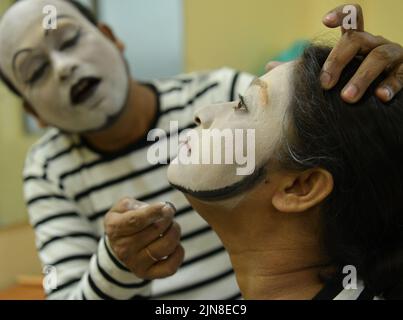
[128,200,145,210]
[123,199,133,210]
[162,202,176,215]
[324,12,337,22]
[137,202,149,209]
[320,71,332,88]
[343,84,358,100]
[379,86,392,101]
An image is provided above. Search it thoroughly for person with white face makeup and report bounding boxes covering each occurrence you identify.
[1,3,129,133]
[167,9,403,299]
[168,45,403,300]
[0,0,256,300]
[1,0,401,300]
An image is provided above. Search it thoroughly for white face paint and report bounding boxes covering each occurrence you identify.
[0,0,129,133]
[168,62,294,200]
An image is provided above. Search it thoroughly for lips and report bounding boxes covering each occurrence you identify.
[70,77,101,106]
[179,138,192,156]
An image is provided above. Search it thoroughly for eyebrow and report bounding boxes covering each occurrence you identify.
[251,78,268,89]
[250,78,269,106]
[12,48,33,76]
[44,15,75,36]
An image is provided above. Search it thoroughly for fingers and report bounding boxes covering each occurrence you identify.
[108,215,174,263]
[265,61,284,72]
[146,245,185,279]
[321,31,390,90]
[122,203,174,234]
[144,222,182,262]
[376,64,403,102]
[106,202,176,239]
[105,199,182,280]
[130,222,183,278]
[109,197,135,213]
[322,4,364,34]
[342,44,403,102]
[132,214,174,250]
[321,4,403,101]
[109,197,149,213]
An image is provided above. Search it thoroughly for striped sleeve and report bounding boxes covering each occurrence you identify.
[227,69,256,101]
[23,153,151,300]
[203,67,256,103]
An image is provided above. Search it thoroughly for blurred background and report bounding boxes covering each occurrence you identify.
[0,0,402,298]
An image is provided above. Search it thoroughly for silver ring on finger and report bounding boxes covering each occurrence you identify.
[145,247,159,262]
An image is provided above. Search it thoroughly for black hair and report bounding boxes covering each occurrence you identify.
[0,0,98,97]
[283,44,403,299]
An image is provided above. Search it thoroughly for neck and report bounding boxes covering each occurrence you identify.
[82,79,157,152]
[188,193,329,300]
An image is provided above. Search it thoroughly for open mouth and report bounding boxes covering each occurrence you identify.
[70,77,101,106]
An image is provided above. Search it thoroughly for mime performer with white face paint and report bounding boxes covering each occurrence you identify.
[0,0,256,299]
[168,9,403,301]
[0,0,401,299]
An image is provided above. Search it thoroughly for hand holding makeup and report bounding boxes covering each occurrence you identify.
[104,198,184,280]
[322,4,403,103]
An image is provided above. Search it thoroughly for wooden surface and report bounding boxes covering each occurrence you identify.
[0,276,44,300]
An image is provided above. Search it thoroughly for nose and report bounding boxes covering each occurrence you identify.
[59,64,78,82]
[52,53,78,82]
[193,105,214,129]
[193,102,232,129]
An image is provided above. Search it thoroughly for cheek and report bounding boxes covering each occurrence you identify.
[219,111,249,129]
[254,117,284,161]
[82,35,120,66]
[30,83,61,113]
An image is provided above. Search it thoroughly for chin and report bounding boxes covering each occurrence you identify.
[168,166,267,202]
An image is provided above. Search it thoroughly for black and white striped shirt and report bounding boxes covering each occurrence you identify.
[23,68,255,300]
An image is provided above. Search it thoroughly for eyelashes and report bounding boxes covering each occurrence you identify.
[234,94,249,112]
[26,62,49,85]
[59,28,81,51]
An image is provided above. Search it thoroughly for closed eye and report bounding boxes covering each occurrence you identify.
[26,62,49,84]
[60,29,81,51]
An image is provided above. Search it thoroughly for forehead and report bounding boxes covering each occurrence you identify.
[245,61,295,107]
[0,0,85,39]
[259,61,295,89]
[250,61,295,111]
[0,0,88,71]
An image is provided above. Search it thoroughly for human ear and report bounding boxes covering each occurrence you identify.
[23,101,48,128]
[97,23,125,52]
[272,168,333,213]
